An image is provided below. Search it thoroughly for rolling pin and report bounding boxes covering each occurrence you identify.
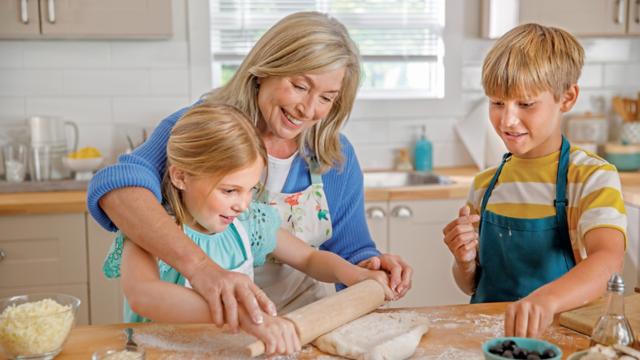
[245,279,385,357]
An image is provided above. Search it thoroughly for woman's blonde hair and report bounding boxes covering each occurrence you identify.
[482,23,584,101]
[162,104,267,226]
[203,11,361,173]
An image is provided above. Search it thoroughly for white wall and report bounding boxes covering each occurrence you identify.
[1,0,640,170]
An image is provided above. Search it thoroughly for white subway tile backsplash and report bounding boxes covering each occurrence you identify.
[150,69,190,95]
[63,69,149,96]
[583,39,632,62]
[110,42,189,68]
[26,97,112,124]
[0,42,24,68]
[0,69,64,96]
[604,64,640,88]
[578,64,603,89]
[112,97,189,126]
[0,97,26,123]
[76,124,114,161]
[22,42,110,69]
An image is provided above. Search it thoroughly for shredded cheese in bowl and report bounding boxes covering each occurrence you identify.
[0,294,80,358]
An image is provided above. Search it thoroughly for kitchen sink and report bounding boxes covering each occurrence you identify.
[363,171,455,188]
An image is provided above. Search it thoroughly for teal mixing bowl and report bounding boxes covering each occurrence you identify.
[482,337,562,360]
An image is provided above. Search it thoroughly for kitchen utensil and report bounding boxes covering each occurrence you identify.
[482,337,561,360]
[63,156,103,180]
[559,293,640,342]
[0,293,80,359]
[26,116,78,180]
[29,145,52,181]
[124,327,138,352]
[2,144,27,182]
[612,96,639,122]
[622,122,640,144]
[245,279,385,357]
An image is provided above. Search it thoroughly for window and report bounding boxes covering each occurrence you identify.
[209,0,446,98]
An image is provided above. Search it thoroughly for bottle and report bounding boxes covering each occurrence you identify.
[414,125,433,172]
[395,148,413,171]
[590,273,636,348]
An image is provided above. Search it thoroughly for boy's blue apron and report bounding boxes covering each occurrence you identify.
[471,136,576,303]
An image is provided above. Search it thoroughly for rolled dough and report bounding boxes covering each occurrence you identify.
[312,311,429,360]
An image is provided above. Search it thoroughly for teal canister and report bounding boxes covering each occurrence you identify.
[414,125,433,172]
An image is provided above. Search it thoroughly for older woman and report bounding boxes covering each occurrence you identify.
[88,11,412,330]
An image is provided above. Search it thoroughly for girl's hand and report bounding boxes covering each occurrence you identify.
[358,253,412,299]
[504,293,558,338]
[356,269,396,300]
[239,310,301,355]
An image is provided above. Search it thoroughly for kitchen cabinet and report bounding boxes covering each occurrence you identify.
[366,199,470,308]
[482,0,640,38]
[0,0,172,39]
[0,213,90,325]
[624,202,640,294]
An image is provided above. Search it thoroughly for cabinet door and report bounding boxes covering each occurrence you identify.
[388,199,469,307]
[87,215,124,325]
[483,0,628,37]
[629,0,640,34]
[519,0,627,36]
[0,0,40,38]
[0,213,87,288]
[624,203,639,294]
[365,201,389,253]
[39,0,172,38]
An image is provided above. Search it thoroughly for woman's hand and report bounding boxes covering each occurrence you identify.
[358,253,412,299]
[504,293,557,338]
[239,309,301,355]
[187,258,277,331]
[359,269,395,300]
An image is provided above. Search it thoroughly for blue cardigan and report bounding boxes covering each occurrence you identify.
[87,106,380,266]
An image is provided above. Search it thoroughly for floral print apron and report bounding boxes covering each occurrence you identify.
[255,165,333,313]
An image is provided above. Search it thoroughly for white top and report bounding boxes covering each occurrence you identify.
[263,152,297,193]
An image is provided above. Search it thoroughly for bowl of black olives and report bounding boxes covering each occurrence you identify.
[482,337,562,360]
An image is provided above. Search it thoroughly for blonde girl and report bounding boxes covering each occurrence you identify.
[103,104,393,355]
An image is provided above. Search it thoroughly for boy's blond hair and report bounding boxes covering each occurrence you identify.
[482,23,584,101]
[162,104,267,227]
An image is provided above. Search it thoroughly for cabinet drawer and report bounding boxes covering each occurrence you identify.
[0,214,87,288]
[0,283,89,325]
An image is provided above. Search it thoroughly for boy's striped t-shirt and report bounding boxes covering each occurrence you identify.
[467,146,627,262]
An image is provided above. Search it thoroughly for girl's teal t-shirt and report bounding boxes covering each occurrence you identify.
[102,201,281,322]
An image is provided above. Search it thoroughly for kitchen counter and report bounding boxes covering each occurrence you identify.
[52,302,588,359]
[3,167,640,215]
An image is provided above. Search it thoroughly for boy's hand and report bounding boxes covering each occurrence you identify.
[504,293,557,338]
[442,206,480,265]
[239,310,301,355]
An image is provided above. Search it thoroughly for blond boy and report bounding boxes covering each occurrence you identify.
[442,23,626,338]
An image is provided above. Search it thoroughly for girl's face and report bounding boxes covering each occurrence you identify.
[173,158,264,234]
[488,87,578,158]
[257,68,345,142]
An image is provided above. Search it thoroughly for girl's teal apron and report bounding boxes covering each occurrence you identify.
[471,137,576,303]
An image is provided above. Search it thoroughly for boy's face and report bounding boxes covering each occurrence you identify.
[488,86,578,158]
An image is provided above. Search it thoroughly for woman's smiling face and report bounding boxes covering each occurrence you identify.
[257,68,345,142]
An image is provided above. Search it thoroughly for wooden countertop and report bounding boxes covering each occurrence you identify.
[49,302,588,359]
[2,167,640,215]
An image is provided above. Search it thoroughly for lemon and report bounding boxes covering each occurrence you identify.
[68,147,101,159]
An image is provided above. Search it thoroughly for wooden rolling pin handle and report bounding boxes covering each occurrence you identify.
[244,279,385,357]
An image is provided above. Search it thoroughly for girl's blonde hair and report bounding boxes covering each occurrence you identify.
[162,104,267,226]
[203,11,361,173]
[482,23,584,101]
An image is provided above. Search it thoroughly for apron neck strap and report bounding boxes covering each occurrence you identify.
[480,152,511,214]
[554,136,570,220]
[309,156,323,185]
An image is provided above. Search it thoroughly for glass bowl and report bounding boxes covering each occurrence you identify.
[482,337,562,360]
[0,293,81,360]
[92,348,145,360]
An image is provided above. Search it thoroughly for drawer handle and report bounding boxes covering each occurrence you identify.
[614,0,624,24]
[47,0,56,24]
[0,249,5,262]
[20,0,29,24]
[366,207,386,220]
[391,205,413,219]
